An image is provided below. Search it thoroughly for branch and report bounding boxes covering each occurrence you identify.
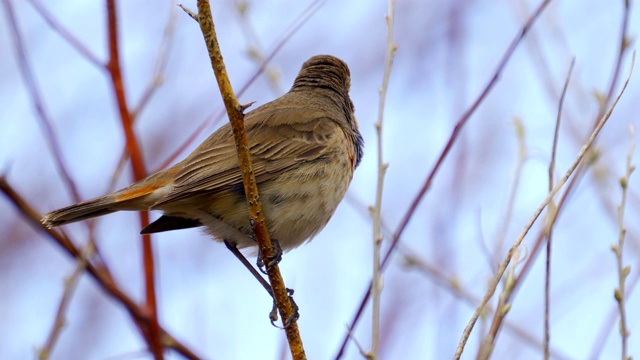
[191,1,305,358]
[368,0,397,358]
[482,0,634,350]
[454,51,635,360]
[0,177,202,360]
[38,242,94,360]
[2,0,82,204]
[335,1,553,357]
[544,57,573,360]
[476,56,573,358]
[26,0,103,67]
[104,0,160,357]
[613,123,635,360]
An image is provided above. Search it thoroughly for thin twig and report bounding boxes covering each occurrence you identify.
[2,0,83,204]
[232,0,327,103]
[152,120,211,173]
[549,59,575,192]
[346,188,573,360]
[190,1,305,358]
[403,251,573,360]
[26,0,103,67]
[476,249,521,360]
[490,1,634,348]
[38,242,95,360]
[104,0,160,358]
[485,57,574,360]
[604,0,631,104]
[233,0,283,95]
[589,264,640,358]
[543,58,574,360]
[454,52,635,360]
[4,2,102,352]
[0,177,201,360]
[493,118,527,268]
[613,123,634,360]
[334,1,553,358]
[368,1,397,358]
[131,6,177,119]
[110,6,177,190]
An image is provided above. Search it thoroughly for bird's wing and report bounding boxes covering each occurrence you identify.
[152,106,342,207]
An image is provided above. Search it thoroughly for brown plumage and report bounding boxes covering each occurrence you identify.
[42,55,363,251]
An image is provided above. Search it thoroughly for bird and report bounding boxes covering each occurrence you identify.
[41,54,363,254]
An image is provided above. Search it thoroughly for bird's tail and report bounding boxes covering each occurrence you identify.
[41,171,176,228]
[41,194,122,228]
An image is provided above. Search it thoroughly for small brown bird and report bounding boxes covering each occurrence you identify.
[42,55,363,252]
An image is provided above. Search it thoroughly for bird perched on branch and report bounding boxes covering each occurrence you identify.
[42,54,363,254]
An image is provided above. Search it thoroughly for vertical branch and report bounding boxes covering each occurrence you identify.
[104,0,160,358]
[613,124,634,360]
[193,1,305,358]
[603,0,631,103]
[369,0,397,358]
[543,58,574,360]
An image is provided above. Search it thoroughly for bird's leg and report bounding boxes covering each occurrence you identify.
[256,238,283,274]
[270,288,299,329]
[224,240,272,296]
[224,240,299,326]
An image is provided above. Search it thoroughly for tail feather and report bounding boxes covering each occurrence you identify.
[42,168,179,228]
[41,194,121,228]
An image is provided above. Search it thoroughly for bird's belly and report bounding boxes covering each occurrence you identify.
[199,155,353,251]
[263,158,353,249]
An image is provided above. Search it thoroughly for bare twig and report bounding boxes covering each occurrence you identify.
[549,59,575,192]
[487,1,634,350]
[3,3,106,352]
[474,75,580,357]
[476,249,521,360]
[233,0,283,95]
[26,0,102,67]
[454,52,634,360]
[232,0,327,102]
[190,1,305,358]
[493,118,527,268]
[367,1,397,358]
[543,58,574,360]
[38,242,95,360]
[335,1,553,358]
[604,0,632,104]
[0,177,202,360]
[403,251,573,360]
[131,6,177,119]
[110,6,177,190]
[613,123,634,360]
[589,264,640,358]
[104,0,160,357]
[3,0,83,204]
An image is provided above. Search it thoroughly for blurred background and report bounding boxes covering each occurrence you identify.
[1,0,639,359]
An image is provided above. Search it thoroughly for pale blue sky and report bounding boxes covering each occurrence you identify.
[1,1,639,359]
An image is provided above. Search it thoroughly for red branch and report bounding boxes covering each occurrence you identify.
[104,0,160,358]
